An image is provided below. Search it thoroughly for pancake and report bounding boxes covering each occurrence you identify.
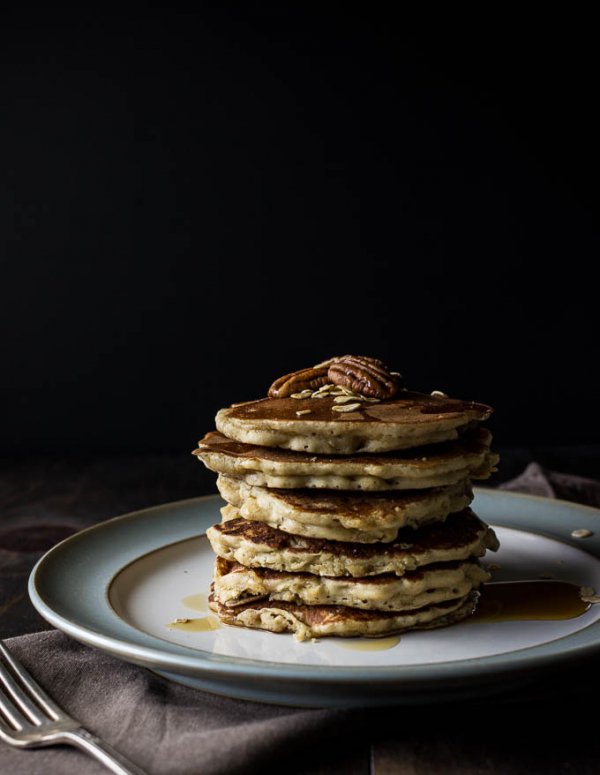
[207,509,499,578]
[212,556,490,611]
[216,390,493,454]
[194,427,498,491]
[209,589,479,640]
[217,475,473,542]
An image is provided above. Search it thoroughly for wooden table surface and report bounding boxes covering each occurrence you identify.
[2,447,600,774]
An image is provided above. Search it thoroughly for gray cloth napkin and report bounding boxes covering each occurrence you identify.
[2,464,600,775]
[2,630,354,775]
[498,461,600,506]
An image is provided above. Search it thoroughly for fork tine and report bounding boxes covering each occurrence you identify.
[0,643,62,725]
[0,656,47,728]
[0,684,27,731]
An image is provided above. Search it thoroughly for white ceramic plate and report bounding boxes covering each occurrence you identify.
[29,489,600,707]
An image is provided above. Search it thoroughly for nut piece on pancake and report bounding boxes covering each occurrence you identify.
[267,354,401,400]
[326,355,401,399]
[268,364,330,399]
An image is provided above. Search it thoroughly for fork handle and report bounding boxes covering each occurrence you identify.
[59,728,148,775]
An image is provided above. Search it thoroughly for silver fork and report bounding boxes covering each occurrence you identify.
[0,640,147,774]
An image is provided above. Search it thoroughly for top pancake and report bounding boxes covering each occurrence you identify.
[216,390,493,454]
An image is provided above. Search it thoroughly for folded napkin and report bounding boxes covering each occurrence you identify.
[2,464,600,775]
[498,461,600,506]
[2,630,358,775]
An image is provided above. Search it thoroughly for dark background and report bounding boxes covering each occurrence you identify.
[2,6,598,458]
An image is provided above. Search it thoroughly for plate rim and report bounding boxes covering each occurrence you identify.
[28,488,600,688]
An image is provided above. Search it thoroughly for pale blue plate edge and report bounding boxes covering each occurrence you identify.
[27,489,600,691]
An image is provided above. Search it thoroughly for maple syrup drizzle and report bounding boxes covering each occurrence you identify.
[335,635,401,651]
[472,580,590,622]
[181,593,208,612]
[167,616,220,632]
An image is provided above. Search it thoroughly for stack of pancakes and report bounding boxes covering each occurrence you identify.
[194,356,499,640]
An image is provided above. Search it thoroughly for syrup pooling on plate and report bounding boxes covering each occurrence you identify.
[164,593,211,630]
[334,635,401,651]
[167,616,220,632]
[472,580,591,622]
[181,593,208,612]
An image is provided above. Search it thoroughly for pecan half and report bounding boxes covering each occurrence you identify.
[268,365,329,398]
[327,355,401,399]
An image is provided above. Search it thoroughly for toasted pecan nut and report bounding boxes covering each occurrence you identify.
[268,365,329,399]
[327,355,401,399]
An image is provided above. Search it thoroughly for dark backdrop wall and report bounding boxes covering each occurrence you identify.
[2,7,598,455]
